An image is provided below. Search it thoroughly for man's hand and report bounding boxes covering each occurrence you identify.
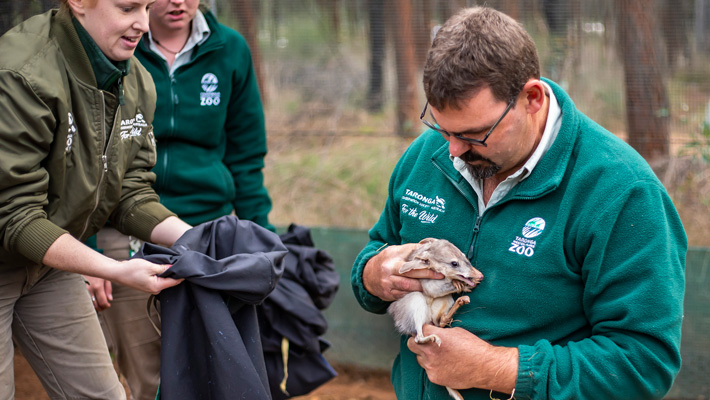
[362,243,443,301]
[407,325,518,394]
[84,275,113,311]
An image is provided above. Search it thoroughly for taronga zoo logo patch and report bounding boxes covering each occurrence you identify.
[509,217,546,257]
[200,73,221,106]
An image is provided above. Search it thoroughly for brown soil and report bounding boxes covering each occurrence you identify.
[293,365,396,400]
[13,352,395,400]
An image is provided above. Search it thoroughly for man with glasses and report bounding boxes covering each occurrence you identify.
[351,6,686,400]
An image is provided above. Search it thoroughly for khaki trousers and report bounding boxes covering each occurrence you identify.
[96,227,161,400]
[0,263,125,399]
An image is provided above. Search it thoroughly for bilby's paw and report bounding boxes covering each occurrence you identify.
[415,334,442,346]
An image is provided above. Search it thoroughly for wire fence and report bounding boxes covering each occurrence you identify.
[1,2,709,398]
[2,1,709,154]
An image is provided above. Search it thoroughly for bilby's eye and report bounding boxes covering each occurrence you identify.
[451,261,459,268]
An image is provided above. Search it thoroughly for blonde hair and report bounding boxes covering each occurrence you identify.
[59,0,98,9]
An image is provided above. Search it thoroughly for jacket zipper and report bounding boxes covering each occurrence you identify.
[469,216,483,259]
[432,161,481,259]
[169,74,177,135]
[159,75,178,189]
[79,91,110,239]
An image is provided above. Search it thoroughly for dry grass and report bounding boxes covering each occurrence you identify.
[265,134,410,230]
[651,156,710,247]
[264,134,710,247]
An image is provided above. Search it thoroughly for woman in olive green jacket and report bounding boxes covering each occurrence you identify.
[0,1,191,398]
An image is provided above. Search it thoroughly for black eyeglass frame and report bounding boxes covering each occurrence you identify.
[419,95,517,147]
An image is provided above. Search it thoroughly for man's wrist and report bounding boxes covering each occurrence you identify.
[485,345,519,394]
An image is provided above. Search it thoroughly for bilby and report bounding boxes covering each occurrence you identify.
[387,238,484,400]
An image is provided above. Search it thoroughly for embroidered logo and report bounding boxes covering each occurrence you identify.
[200,73,221,106]
[120,113,148,140]
[522,217,545,238]
[400,189,447,224]
[509,217,546,257]
[66,112,77,152]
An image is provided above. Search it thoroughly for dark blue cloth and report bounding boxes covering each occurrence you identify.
[259,224,340,399]
[136,216,288,400]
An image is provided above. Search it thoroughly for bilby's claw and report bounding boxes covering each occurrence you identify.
[415,334,442,346]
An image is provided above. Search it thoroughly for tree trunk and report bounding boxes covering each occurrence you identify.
[436,0,466,27]
[390,0,420,136]
[616,0,670,161]
[367,0,385,112]
[542,0,569,82]
[695,0,710,56]
[413,0,432,69]
[234,0,267,104]
[660,0,689,70]
[316,0,341,42]
[499,0,520,21]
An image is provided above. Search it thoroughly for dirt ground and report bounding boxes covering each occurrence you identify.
[13,352,396,400]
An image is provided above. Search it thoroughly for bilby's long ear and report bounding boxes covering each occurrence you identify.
[409,238,435,258]
[399,256,430,273]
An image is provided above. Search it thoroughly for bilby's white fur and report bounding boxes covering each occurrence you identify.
[387,238,484,400]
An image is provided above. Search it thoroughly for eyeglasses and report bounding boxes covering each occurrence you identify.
[419,96,517,147]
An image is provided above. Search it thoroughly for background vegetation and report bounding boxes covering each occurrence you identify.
[2,1,709,398]
[226,0,710,246]
[2,1,709,243]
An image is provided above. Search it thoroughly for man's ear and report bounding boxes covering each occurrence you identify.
[522,79,546,115]
[66,0,88,17]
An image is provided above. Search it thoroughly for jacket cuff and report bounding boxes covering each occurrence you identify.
[13,218,68,264]
[119,201,176,242]
[352,248,391,314]
[515,343,548,400]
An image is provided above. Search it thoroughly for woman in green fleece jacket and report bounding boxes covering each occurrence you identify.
[352,7,686,400]
[0,1,191,399]
[82,1,275,398]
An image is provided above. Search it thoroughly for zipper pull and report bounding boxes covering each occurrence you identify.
[102,155,108,172]
[118,77,125,105]
[472,216,482,233]
[171,76,179,104]
[467,216,483,259]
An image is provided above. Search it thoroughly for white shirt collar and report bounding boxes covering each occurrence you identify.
[148,10,211,74]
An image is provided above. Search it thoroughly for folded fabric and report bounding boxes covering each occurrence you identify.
[135,215,288,400]
[259,224,340,399]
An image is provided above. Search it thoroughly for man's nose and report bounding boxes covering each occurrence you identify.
[448,136,471,158]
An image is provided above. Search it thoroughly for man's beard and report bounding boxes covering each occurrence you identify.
[459,151,501,179]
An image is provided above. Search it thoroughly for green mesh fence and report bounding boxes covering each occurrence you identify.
[306,228,710,399]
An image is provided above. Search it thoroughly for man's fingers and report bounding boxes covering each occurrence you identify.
[389,288,411,300]
[393,275,424,293]
[401,268,444,280]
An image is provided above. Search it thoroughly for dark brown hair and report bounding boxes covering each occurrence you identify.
[423,6,540,110]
